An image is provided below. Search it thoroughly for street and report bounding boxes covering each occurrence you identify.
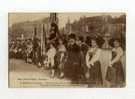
[9,59,88,88]
[9,50,126,88]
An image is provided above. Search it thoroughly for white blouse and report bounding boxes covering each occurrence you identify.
[86,47,101,67]
[111,47,124,65]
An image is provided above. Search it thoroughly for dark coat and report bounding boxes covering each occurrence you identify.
[64,44,82,82]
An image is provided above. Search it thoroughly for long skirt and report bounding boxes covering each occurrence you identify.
[106,61,125,86]
[87,61,103,87]
[64,62,82,83]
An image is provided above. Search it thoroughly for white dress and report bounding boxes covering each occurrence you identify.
[46,47,56,67]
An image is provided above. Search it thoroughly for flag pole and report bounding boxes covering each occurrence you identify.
[43,24,46,54]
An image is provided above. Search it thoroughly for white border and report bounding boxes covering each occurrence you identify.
[0,0,135,99]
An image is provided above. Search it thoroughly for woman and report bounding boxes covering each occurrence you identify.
[55,39,67,78]
[86,38,103,87]
[64,34,82,84]
[76,36,88,83]
[106,39,125,87]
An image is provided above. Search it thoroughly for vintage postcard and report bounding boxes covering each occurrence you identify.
[8,12,126,88]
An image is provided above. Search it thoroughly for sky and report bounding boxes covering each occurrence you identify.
[9,13,125,28]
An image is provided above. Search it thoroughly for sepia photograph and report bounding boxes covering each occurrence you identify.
[8,12,126,88]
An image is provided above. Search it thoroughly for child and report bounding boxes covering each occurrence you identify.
[26,40,33,63]
[55,39,67,78]
[46,43,56,78]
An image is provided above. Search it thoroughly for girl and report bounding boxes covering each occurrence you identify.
[55,39,67,78]
[86,38,103,87]
[106,39,125,87]
[46,42,56,78]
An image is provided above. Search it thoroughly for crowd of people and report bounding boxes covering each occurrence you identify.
[9,33,125,87]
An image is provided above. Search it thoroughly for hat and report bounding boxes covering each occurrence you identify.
[68,33,76,39]
[78,36,84,42]
[85,36,92,46]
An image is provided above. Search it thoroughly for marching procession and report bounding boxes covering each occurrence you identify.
[9,13,126,87]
